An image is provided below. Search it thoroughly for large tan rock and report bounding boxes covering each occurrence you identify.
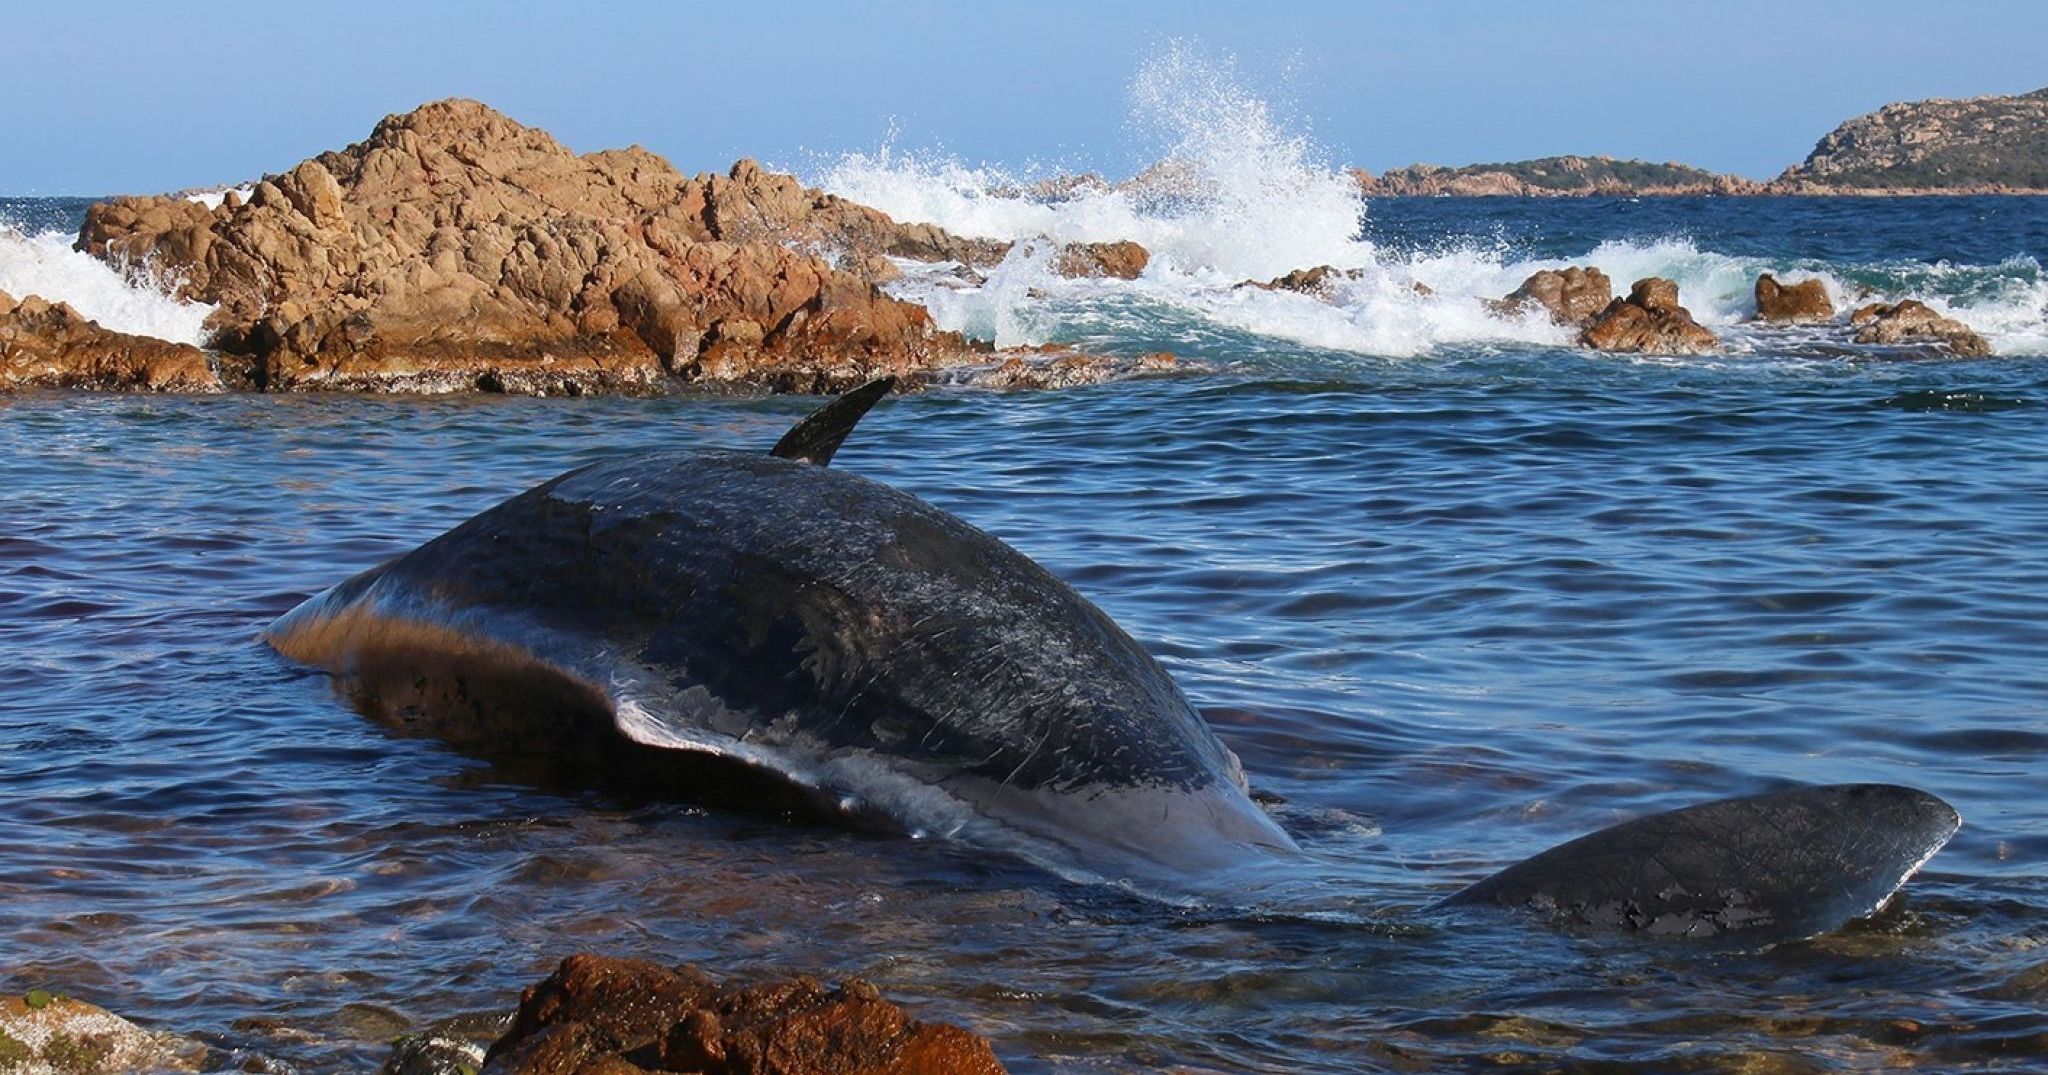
[1754,274,1835,323]
[483,954,1004,1075]
[0,991,206,1074]
[0,291,219,392]
[1580,277,1719,355]
[76,99,986,394]
[1850,299,1992,356]
[1495,267,1613,326]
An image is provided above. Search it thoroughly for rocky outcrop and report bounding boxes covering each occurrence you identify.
[1354,157,1761,198]
[0,291,219,392]
[1774,87,2048,192]
[1051,240,1148,280]
[76,99,991,394]
[1753,274,1835,323]
[1850,300,1993,356]
[481,954,1004,1075]
[0,991,206,1074]
[1580,277,1719,354]
[1494,267,1613,326]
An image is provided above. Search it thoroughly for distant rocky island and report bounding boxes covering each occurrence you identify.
[1355,86,2048,196]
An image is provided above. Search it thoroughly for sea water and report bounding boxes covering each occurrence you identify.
[4,59,2048,1073]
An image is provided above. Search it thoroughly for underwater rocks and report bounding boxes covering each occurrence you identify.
[962,346,1181,390]
[1850,299,1994,356]
[76,99,985,395]
[0,290,219,392]
[1494,266,1614,326]
[0,991,206,1074]
[480,954,1005,1075]
[1753,273,1835,323]
[1579,277,1720,355]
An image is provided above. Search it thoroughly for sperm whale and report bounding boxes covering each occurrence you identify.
[266,379,1959,941]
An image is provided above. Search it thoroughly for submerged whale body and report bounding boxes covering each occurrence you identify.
[267,379,1960,940]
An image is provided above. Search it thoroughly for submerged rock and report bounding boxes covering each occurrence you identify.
[1754,273,1835,323]
[482,954,1004,1075]
[77,99,985,395]
[0,992,206,1074]
[1849,299,1993,356]
[1493,267,1613,326]
[0,290,219,392]
[382,1032,489,1075]
[1580,277,1719,355]
[963,347,1181,390]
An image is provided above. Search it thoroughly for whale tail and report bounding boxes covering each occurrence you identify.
[1435,783,1959,943]
[771,377,898,466]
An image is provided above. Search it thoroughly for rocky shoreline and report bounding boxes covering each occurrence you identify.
[1,958,1007,1075]
[3,99,1176,397]
[0,97,2020,399]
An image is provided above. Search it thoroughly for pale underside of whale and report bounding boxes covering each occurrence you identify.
[266,380,1960,942]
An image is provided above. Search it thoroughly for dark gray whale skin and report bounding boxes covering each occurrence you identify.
[267,443,1298,887]
[1435,783,1960,940]
[267,383,1961,937]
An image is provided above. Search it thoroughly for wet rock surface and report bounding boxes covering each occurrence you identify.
[1050,240,1149,280]
[0,991,206,1074]
[1237,264,1362,299]
[1754,273,1835,324]
[1580,277,1720,355]
[1850,299,1994,356]
[1494,266,1613,326]
[480,955,1005,1075]
[0,290,219,392]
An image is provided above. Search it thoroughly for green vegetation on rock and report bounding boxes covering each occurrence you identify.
[0,1028,30,1070]
[1777,87,2048,190]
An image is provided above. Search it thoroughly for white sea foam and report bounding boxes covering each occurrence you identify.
[0,226,215,345]
[821,46,2048,360]
[183,186,254,210]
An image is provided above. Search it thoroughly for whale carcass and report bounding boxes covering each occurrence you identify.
[267,380,1959,939]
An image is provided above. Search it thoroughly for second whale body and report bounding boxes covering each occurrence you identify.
[267,380,1960,941]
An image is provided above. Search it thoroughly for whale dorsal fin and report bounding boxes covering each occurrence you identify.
[770,377,898,466]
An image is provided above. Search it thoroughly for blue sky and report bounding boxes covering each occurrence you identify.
[6,0,2045,194]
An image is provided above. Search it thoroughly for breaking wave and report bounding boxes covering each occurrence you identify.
[0,216,214,346]
[817,45,2048,359]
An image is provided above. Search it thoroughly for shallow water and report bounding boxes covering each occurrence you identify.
[7,187,2048,1072]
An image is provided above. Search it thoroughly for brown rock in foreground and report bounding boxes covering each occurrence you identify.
[1495,267,1613,326]
[77,99,986,394]
[0,991,206,1074]
[483,954,1005,1075]
[1580,277,1720,355]
[1754,274,1835,323]
[0,291,219,392]
[1850,299,1993,356]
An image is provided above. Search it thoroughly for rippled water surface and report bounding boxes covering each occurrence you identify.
[6,198,2048,1074]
